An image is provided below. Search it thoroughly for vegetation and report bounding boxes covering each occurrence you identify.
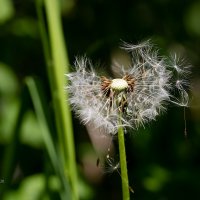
[0,0,200,199]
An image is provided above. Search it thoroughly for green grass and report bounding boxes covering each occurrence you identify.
[37,0,78,199]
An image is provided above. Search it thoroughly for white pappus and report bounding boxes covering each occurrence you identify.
[66,40,190,135]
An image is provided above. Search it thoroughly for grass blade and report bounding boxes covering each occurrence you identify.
[43,0,78,199]
[25,77,71,200]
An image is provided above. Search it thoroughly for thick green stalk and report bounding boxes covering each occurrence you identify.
[44,0,78,199]
[118,124,130,200]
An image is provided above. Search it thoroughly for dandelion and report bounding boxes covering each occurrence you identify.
[66,40,190,200]
[66,40,190,135]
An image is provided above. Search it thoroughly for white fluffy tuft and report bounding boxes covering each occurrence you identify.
[66,42,190,134]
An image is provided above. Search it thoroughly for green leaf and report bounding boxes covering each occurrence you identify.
[0,0,14,24]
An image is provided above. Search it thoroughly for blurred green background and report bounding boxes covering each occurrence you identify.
[0,0,200,199]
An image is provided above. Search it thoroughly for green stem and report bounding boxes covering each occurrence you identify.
[118,123,130,200]
[43,0,78,199]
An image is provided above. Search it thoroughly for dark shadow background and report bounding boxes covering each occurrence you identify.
[0,0,200,199]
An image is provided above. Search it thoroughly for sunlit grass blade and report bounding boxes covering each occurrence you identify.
[43,0,78,199]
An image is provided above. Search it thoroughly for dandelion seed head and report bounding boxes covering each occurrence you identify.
[67,41,190,134]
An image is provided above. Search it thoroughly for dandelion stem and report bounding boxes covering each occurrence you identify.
[118,118,130,200]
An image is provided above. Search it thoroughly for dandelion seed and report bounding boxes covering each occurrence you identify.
[97,149,134,193]
[105,152,120,173]
[66,41,190,134]
[96,148,120,173]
